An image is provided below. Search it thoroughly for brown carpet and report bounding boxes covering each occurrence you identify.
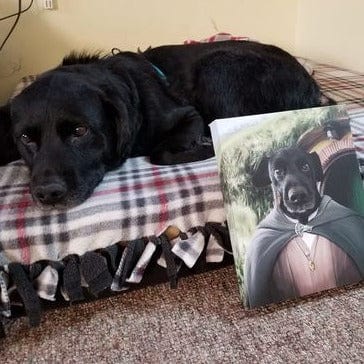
[1,266,363,363]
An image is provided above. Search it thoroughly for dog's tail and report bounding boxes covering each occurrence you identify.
[61,51,103,66]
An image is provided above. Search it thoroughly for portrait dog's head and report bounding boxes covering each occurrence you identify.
[252,147,324,221]
[10,65,139,209]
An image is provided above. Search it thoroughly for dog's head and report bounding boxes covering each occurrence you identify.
[10,66,140,208]
[252,147,323,221]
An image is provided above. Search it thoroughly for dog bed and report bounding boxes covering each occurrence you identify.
[1,55,364,336]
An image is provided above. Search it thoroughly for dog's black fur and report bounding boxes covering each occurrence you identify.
[252,147,324,223]
[1,41,333,208]
[143,41,334,124]
[0,104,20,165]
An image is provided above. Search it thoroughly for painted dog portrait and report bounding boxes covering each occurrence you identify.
[245,146,364,308]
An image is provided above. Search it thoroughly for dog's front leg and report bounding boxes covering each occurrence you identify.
[150,106,214,165]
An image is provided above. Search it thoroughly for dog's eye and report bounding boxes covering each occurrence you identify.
[301,163,310,172]
[274,169,284,177]
[20,133,32,144]
[73,126,88,137]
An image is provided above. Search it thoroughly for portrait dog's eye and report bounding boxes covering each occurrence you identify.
[301,163,310,172]
[73,126,88,137]
[274,168,284,178]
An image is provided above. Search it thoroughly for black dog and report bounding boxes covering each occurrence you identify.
[6,52,211,208]
[252,147,323,223]
[2,41,332,208]
[143,41,334,123]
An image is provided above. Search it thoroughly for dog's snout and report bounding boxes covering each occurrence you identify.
[288,187,307,204]
[33,183,67,205]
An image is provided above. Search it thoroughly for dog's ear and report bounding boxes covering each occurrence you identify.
[98,76,141,165]
[101,97,133,161]
[309,151,323,182]
[0,103,20,165]
[252,156,271,187]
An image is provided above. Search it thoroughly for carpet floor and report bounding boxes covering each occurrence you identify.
[1,266,363,363]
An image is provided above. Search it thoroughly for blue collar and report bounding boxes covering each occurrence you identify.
[150,63,168,84]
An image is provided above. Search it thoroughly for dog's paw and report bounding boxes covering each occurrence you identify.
[150,143,214,165]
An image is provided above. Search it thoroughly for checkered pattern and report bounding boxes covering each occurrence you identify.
[34,266,58,301]
[157,231,206,269]
[1,51,363,317]
[311,61,364,110]
[0,157,224,266]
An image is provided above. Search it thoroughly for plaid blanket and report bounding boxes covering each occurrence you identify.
[0,157,224,266]
[0,157,229,328]
[1,44,364,330]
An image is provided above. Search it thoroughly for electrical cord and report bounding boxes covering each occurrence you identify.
[0,0,33,21]
[0,0,34,53]
[0,0,22,52]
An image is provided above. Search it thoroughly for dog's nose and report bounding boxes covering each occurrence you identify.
[33,183,67,205]
[288,188,307,204]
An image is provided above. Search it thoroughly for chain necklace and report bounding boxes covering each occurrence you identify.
[294,235,318,271]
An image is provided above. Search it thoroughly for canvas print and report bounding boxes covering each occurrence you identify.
[210,105,364,308]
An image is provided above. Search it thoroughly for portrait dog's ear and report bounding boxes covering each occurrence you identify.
[309,151,323,182]
[252,156,271,187]
[0,103,20,165]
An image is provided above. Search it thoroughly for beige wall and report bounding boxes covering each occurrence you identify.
[0,0,363,105]
[295,0,364,73]
[0,0,297,103]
